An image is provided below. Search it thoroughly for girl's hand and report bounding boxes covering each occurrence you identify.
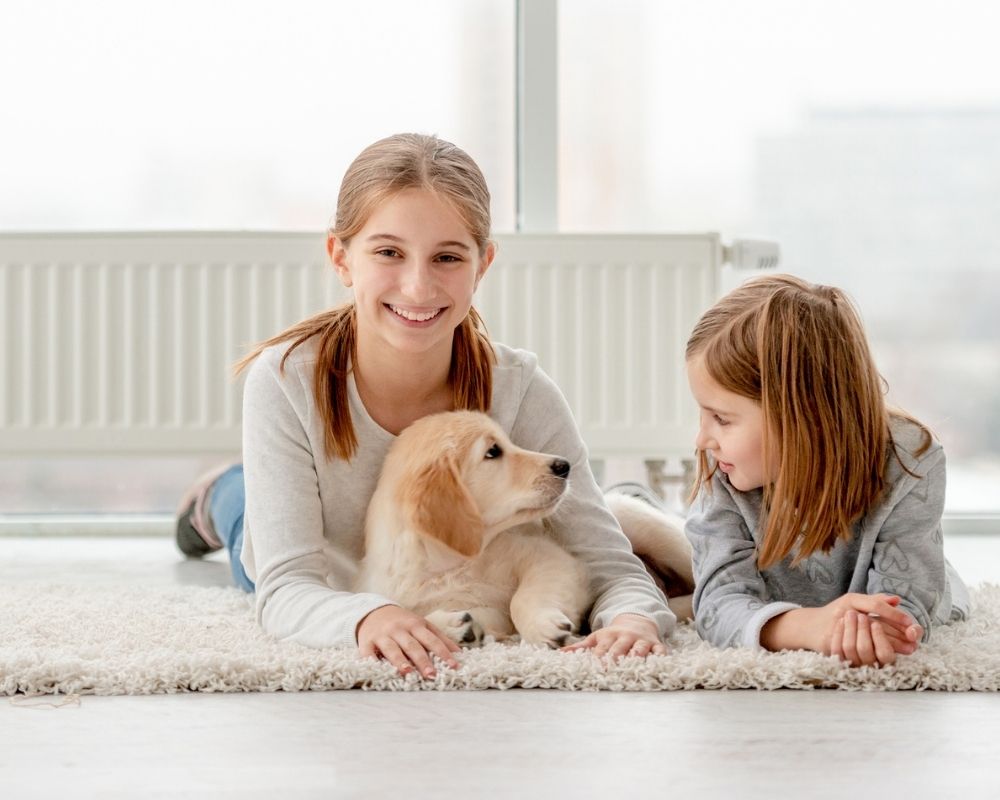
[357,605,461,678]
[560,613,667,659]
[822,593,923,655]
[831,610,897,667]
[762,593,922,658]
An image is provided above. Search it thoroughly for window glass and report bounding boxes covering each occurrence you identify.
[559,0,1000,511]
[1,0,515,232]
[1,0,514,515]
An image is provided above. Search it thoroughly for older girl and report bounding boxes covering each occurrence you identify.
[176,133,674,677]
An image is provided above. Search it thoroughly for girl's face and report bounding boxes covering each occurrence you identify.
[686,355,771,491]
[329,187,494,361]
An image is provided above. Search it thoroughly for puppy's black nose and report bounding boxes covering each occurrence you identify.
[550,459,570,479]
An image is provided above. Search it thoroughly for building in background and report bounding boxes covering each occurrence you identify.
[754,107,1000,475]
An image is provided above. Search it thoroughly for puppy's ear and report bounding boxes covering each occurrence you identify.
[402,455,484,557]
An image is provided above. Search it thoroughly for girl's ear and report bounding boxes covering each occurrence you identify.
[401,455,484,558]
[474,241,496,291]
[328,234,353,288]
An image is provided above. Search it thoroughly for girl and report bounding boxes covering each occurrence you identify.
[685,273,969,668]
[175,133,674,678]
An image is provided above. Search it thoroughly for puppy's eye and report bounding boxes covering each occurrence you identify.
[485,443,503,459]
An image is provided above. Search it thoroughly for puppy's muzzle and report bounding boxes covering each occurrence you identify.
[531,459,571,510]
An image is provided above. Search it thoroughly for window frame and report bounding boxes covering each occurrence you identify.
[2,0,994,535]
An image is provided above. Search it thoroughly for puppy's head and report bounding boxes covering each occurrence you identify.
[390,410,571,558]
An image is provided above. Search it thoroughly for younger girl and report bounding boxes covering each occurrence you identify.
[176,133,674,677]
[684,274,969,668]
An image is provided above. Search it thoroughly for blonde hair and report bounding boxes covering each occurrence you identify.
[687,274,930,569]
[234,133,496,461]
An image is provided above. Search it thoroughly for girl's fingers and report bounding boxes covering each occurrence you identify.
[855,613,876,666]
[592,635,613,659]
[876,623,918,655]
[393,632,437,678]
[629,640,653,658]
[412,626,460,670]
[376,638,415,677]
[606,634,637,661]
[831,617,845,661]
[560,632,597,652]
[593,631,637,659]
[871,621,896,667]
[562,633,666,659]
[872,614,923,644]
[851,595,917,635]
[839,612,904,668]
[842,611,859,665]
[845,598,922,647]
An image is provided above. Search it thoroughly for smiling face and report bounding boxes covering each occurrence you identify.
[686,355,770,491]
[329,187,494,363]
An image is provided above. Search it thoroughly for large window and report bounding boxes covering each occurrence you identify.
[1,0,516,231]
[559,0,1000,513]
[1,0,514,516]
[3,1,997,518]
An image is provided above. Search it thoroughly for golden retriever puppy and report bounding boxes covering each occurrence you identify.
[356,410,590,648]
[603,492,695,621]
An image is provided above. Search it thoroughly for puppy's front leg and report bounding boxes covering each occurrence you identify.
[425,607,513,647]
[509,543,589,648]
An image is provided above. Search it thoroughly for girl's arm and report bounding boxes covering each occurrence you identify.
[685,476,801,649]
[689,474,924,659]
[509,356,675,644]
[759,438,949,661]
[241,350,399,649]
[865,443,953,642]
[759,593,920,660]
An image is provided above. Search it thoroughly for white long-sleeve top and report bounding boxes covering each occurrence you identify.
[240,338,675,649]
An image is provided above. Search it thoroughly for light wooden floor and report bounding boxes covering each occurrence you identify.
[3,534,999,799]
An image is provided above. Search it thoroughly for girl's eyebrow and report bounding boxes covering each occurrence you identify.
[702,404,737,417]
[365,233,471,251]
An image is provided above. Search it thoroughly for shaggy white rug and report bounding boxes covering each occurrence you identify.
[2,583,997,695]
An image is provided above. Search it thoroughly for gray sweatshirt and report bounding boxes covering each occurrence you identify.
[686,416,970,649]
[240,338,674,649]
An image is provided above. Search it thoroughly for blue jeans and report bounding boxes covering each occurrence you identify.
[208,464,255,593]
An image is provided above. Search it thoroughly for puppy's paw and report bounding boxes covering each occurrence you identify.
[426,610,485,648]
[518,609,579,649]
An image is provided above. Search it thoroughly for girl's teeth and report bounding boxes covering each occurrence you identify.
[390,305,441,322]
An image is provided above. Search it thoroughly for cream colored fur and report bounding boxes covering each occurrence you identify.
[356,410,590,647]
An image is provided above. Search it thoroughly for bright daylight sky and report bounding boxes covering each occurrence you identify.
[3,0,999,231]
[3,1,999,512]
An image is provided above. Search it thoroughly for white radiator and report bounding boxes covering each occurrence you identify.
[0,232,721,459]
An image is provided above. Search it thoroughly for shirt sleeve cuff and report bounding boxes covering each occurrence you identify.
[592,606,677,640]
[743,601,802,650]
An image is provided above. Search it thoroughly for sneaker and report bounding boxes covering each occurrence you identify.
[604,480,666,511]
[174,463,232,557]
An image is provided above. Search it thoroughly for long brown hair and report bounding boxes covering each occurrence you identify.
[234,133,496,461]
[687,274,931,568]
